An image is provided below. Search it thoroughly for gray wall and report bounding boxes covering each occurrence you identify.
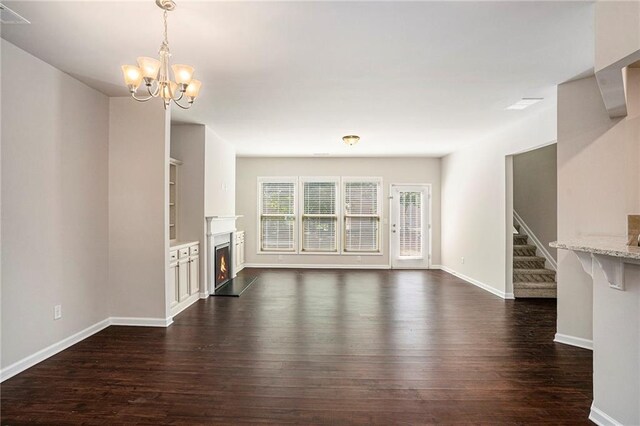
[108,98,170,320]
[440,106,557,297]
[1,40,110,367]
[236,157,441,268]
[513,144,558,260]
[556,74,640,343]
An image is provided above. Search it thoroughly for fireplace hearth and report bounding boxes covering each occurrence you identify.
[214,243,231,289]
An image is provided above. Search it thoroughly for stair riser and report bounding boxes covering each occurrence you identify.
[514,288,557,298]
[514,247,537,256]
[514,260,546,269]
[513,273,556,283]
[513,235,528,245]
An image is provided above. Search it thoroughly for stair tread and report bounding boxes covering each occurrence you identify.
[513,255,546,260]
[513,244,536,248]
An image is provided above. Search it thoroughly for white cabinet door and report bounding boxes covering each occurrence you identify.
[189,256,199,295]
[169,262,179,307]
[178,258,189,301]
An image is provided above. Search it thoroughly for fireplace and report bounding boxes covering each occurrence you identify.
[214,243,231,288]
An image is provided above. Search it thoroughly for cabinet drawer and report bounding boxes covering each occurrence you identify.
[178,248,190,258]
[169,251,178,261]
[190,245,199,255]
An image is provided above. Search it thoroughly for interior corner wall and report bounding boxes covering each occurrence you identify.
[440,106,556,297]
[204,128,236,217]
[108,98,170,320]
[1,40,109,368]
[236,157,441,268]
[556,73,640,343]
[513,144,558,260]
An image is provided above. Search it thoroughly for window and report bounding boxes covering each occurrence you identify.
[343,179,381,252]
[301,179,338,252]
[259,178,297,252]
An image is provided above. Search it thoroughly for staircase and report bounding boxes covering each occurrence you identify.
[513,223,557,298]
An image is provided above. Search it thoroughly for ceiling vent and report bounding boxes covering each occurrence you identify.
[0,3,30,24]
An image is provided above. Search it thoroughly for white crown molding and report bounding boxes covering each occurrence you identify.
[554,333,593,350]
[438,265,514,299]
[589,403,623,426]
[513,210,557,271]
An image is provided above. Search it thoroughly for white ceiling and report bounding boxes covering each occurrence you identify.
[1,1,594,156]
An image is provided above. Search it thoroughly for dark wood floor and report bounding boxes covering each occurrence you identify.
[2,269,593,425]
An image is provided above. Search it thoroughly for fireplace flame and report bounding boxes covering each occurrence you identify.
[220,256,227,275]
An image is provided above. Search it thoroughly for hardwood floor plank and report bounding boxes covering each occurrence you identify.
[1,269,593,424]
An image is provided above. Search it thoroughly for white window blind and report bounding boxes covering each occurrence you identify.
[302,181,337,252]
[399,191,422,257]
[344,181,380,252]
[260,181,296,251]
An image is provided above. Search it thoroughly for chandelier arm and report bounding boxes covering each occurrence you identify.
[173,91,184,102]
[171,97,192,110]
[147,82,161,97]
[131,93,154,102]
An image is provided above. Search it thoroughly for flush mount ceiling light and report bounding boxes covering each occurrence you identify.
[121,0,201,110]
[506,98,544,110]
[342,135,360,146]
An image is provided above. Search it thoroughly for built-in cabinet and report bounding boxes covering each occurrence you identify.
[169,241,200,316]
[235,231,245,272]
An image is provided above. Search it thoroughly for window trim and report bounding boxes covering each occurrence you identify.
[341,177,383,255]
[298,176,341,255]
[257,176,298,254]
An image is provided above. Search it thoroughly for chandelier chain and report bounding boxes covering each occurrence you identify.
[163,10,169,45]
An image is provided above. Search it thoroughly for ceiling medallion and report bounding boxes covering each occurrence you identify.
[342,135,360,146]
[121,0,201,110]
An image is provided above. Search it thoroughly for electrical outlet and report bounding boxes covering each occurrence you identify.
[356,255,362,262]
[461,257,465,264]
[54,305,62,320]
[278,254,283,262]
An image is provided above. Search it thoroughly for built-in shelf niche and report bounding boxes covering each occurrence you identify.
[169,157,182,241]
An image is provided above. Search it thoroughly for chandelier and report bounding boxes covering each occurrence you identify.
[121,0,201,110]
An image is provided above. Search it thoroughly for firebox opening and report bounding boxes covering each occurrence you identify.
[215,243,231,288]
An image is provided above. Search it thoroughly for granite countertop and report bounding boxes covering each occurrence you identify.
[551,236,640,261]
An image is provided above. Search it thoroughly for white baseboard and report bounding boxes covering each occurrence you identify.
[439,265,514,299]
[243,263,391,270]
[110,316,173,327]
[169,293,201,318]
[199,292,209,299]
[0,318,111,382]
[554,333,593,350]
[589,403,623,426]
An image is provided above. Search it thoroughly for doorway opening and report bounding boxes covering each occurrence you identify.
[506,143,558,298]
